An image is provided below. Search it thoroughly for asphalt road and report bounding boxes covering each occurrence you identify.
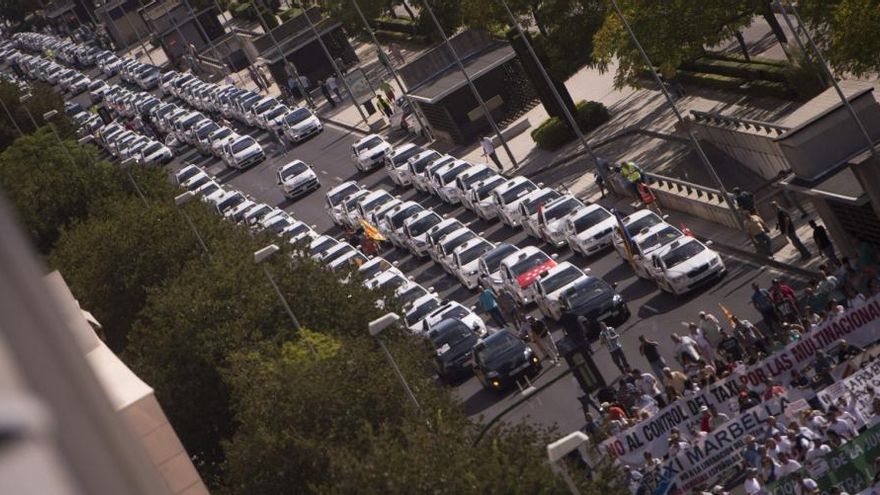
[61,63,807,437]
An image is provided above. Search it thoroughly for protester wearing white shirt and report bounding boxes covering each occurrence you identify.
[777,452,803,477]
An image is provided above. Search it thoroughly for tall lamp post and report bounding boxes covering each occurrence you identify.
[418,0,518,169]
[368,312,422,412]
[547,431,589,495]
[0,96,24,137]
[349,0,432,139]
[607,0,750,244]
[254,243,318,357]
[119,156,149,205]
[496,0,608,184]
[174,191,212,259]
[296,2,370,127]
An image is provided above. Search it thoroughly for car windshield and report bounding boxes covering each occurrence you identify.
[458,241,492,266]
[199,183,220,196]
[310,239,337,256]
[285,223,309,238]
[397,285,427,306]
[626,213,662,236]
[524,192,561,215]
[360,260,391,280]
[323,245,355,264]
[439,305,469,321]
[563,278,609,308]
[441,163,469,183]
[477,331,521,365]
[142,143,162,155]
[266,217,292,234]
[391,205,422,229]
[218,194,245,211]
[511,252,551,276]
[231,137,255,153]
[177,167,200,182]
[284,108,312,124]
[500,181,535,203]
[378,275,407,291]
[541,267,583,294]
[430,320,473,349]
[408,214,441,237]
[253,100,276,113]
[410,152,440,173]
[406,299,441,326]
[429,223,463,244]
[476,178,505,200]
[344,193,367,211]
[196,123,219,138]
[545,198,581,221]
[573,208,612,231]
[392,146,421,166]
[662,241,706,268]
[362,193,393,212]
[329,185,359,206]
[280,162,309,179]
[357,137,383,151]
[210,129,232,141]
[482,245,518,273]
[638,226,682,254]
[460,168,493,189]
[265,107,286,119]
[442,231,475,254]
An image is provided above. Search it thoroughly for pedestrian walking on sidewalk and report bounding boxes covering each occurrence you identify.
[810,220,838,264]
[774,201,811,260]
[733,187,756,213]
[376,94,393,118]
[527,316,558,363]
[600,323,630,374]
[319,80,336,108]
[248,66,267,93]
[638,335,666,384]
[481,136,502,169]
[379,80,395,101]
[478,284,506,328]
[326,75,342,102]
[744,212,773,257]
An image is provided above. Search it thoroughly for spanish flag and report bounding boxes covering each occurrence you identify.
[718,303,736,327]
[359,218,387,241]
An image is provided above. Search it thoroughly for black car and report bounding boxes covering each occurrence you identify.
[427,318,480,381]
[473,329,541,392]
[558,277,629,340]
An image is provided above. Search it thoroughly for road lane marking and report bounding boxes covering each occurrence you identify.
[320,170,328,175]
[642,304,659,314]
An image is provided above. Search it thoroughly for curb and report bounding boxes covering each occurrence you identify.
[322,116,372,136]
[696,235,820,279]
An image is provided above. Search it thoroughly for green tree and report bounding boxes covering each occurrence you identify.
[319,0,387,34]
[0,129,118,252]
[796,0,880,76]
[0,81,70,152]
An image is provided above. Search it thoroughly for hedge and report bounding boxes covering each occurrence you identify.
[531,100,610,151]
[680,57,788,83]
[674,71,793,99]
[279,7,302,21]
[703,51,789,68]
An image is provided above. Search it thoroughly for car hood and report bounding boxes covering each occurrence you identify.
[290,117,319,132]
[483,345,528,374]
[564,290,616,319]
[665,250,718,279]
[575,218,617,241]
[437,335,479,364]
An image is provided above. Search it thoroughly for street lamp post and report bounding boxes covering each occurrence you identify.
[119,156,149,205]
[418,0,518,169]
[180,0,246,87]
[349,0,432,140]
[254,244,318,357]
[368,313,422,412]
[607,0,750,245]
[496,0,608,185]
[174,191,212,259]
[295,2,370,127]
[547,431,589,495]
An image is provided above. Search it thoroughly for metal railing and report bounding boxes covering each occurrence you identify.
[691,110,789,136]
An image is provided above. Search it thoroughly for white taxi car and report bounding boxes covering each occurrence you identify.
[564,204,617,256]
[325,181,362,226]
[451,238,495,290]
[647,237,725,295]
[403,210,443,257]
[351,134,391,171]
[628,223,684,279]
[537,195,586,247]
[276,160,320,199]
[492,177,538,226]
[498,246,558,304]
[532,262,590,321]
[477,243,520,294]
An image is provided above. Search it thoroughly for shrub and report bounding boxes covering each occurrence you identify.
[531,100,610,150]
[680,58,789,83]
[278,7,301,22]
[784,55,828,101]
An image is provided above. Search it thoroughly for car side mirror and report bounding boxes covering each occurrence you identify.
[612,282,618,289]
[551,253,559,260]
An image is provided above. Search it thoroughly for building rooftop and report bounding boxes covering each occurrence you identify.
[408,44,515,104]
[777,80,874,138]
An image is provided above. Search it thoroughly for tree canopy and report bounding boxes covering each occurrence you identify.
[796,0,880,77]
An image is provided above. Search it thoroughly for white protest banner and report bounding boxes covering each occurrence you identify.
[603,297,880,466]
[638,397,790,495]
[818,358,880,424]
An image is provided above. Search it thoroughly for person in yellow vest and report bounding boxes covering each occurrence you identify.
[620,161,642,197]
